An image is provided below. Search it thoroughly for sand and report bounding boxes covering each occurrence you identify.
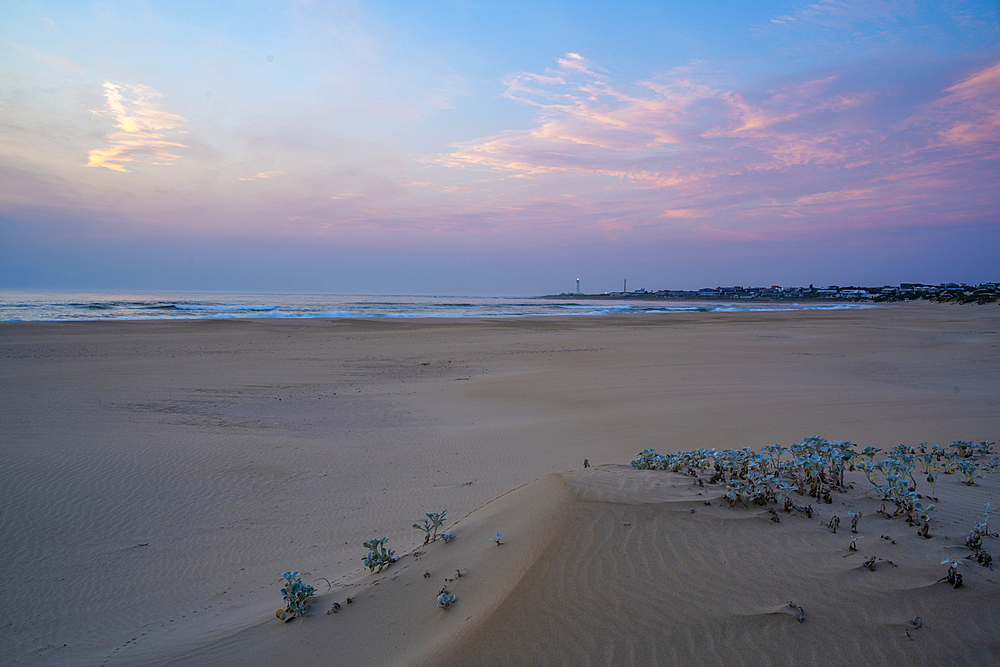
[0,302,998,665]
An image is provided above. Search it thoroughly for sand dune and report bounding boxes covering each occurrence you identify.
[166,464,1000,666]
[430,466,1000,666]
[0,303,997,665]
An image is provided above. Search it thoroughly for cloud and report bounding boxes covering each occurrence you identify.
[761,0,913,29]
[755,0,1000,57]
[238,171,286,182]
[437,53,1000,241]
[7,40,85,74]
[441,55,881,186]
[85,82,186,172]
[927,61,1000,147]
[657,209,705,219]
[329,192,365,199]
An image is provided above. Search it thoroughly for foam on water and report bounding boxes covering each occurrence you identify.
[170,304,278,311]
[0,290,878,322]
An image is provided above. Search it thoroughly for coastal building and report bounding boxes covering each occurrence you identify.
[547,280,995,302]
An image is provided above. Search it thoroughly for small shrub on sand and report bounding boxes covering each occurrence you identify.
[965,503,996,567]
[939,558,964,588]
[413,510,448,545]
[630,438,998,524]
[276,571,316,622]
[489,532,503,545]
[911,501,935,536]
[437,587,456,609]
[363,537,397,573]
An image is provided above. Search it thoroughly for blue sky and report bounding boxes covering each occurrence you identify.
[2,1,998,294]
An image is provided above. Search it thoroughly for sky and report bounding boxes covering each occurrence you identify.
[1,0,998,295]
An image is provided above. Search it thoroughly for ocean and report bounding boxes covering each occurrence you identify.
[0,290,877,322]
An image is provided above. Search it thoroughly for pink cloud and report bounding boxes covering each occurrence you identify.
[929,61,1000,147]
[435,54,999,243]
[658,209,705,219]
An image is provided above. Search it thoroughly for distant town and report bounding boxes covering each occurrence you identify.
[546,282,1000,305]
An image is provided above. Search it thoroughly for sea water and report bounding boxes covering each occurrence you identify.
[0,290,876,322]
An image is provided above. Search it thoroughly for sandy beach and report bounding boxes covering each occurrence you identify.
[1,302,998,665]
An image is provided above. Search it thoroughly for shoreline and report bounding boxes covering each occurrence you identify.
[0,290,902,323]
[2,302,998,664]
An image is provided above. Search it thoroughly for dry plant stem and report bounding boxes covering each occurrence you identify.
[789,602,805,623]
[788,500,814,518]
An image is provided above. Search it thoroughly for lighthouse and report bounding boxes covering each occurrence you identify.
[576,278,580,294]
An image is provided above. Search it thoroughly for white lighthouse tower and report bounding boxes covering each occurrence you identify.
[576,278,581,294]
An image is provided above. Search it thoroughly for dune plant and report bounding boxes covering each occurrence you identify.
[912,501,935,536]
[952,441,975,458]
[762,444,786,473]
[775,482,798,511]
[940,450,959,475]
[849,509,861,533]
[362,537,396,573]
[980,503,993,536]
[437,587,456,609]
[971,550,992,568]
[745,471,775,505]
[965,503,996,566]
[631,449,665,470]
[979,456,1000,479]
[926,470,940,499]
[724,479,745,507]
[628,437,997,532]
[489,532,503,545]
[848,535,862,552]
[276,571,316,622]
[860,446,881,462]
[940,558,964,588]
[855,460,879,489]
[413,510,448,545]
[441,532,456,543]
[957,458,980,485]
[920,453,936,475]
